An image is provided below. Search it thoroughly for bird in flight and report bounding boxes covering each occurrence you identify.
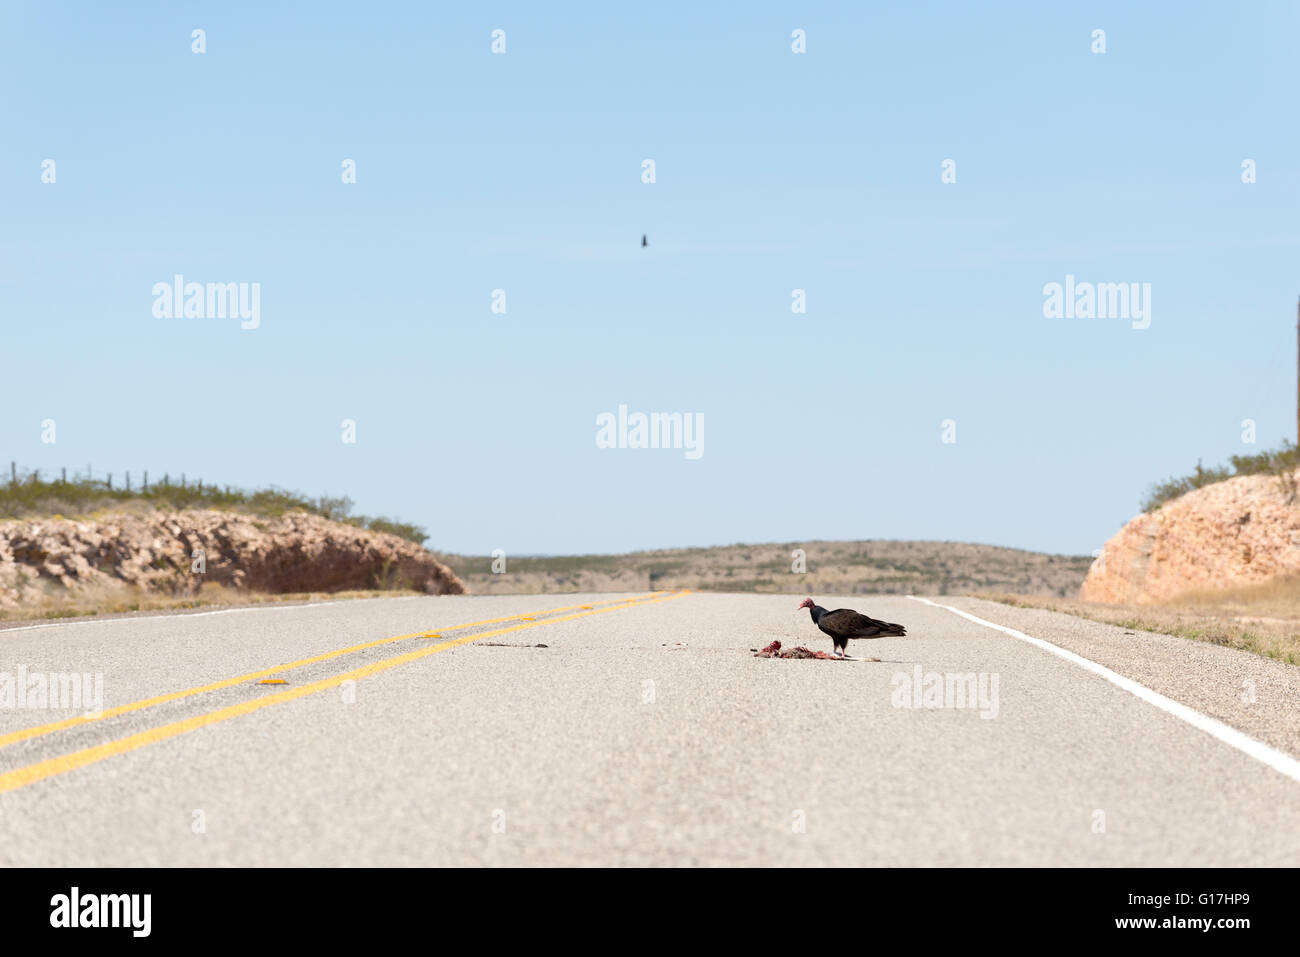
[641,234,648,247]
[798,598,907,658]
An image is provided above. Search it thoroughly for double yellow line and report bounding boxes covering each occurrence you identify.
[0,590,688,795]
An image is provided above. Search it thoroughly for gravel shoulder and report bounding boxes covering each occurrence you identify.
[940,595,1300,759]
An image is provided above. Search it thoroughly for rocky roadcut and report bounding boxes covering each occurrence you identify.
[1083,469,1300,604]
[0,510,464,609]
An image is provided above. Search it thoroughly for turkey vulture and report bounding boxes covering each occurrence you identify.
[798,598,906,657]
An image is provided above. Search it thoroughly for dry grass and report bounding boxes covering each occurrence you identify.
[979,578,1300,665]
[0,581,424,626]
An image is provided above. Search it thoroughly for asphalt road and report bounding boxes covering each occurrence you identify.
[2,590,1299,866]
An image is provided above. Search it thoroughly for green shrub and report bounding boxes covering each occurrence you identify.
[1142,440,1299,511]
[364,517,428,546]
[0,466,428,545]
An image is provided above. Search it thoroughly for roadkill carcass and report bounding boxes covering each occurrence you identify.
[753,639,877,661]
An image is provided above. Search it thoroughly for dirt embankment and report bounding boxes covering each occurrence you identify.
[0,509,464,609]
[1082,470,1300,604]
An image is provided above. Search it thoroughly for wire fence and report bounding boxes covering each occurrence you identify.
[8,461,206,493]
[2,462,429,544]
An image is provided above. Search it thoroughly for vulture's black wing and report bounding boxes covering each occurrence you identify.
[819,608,907,639]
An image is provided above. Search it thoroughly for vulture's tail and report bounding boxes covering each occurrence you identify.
[882,622,907,637]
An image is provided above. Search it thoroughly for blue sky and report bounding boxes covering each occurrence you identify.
[2,1,1297,557]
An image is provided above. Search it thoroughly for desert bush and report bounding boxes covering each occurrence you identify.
[0,466,429,545]
[1142,440,1299,511]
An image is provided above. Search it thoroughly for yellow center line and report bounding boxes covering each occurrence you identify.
[0,590,690,795]
[0,591,666,751]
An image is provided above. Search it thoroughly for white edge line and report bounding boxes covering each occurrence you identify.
[907,595,1300,785]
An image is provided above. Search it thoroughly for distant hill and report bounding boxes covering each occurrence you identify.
[435,540,1092,597]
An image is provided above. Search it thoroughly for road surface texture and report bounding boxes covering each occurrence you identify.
[2,591,1299,866]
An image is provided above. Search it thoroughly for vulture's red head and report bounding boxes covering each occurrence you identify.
[798,598,815,610]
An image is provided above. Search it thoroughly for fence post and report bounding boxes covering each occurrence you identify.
[10,461,15,486]
[61,467,67,484]
[107,473,112,489]
[143,471,149,492]
[126,471,131,491]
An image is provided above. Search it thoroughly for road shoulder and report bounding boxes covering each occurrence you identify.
[934,596,1300,761]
